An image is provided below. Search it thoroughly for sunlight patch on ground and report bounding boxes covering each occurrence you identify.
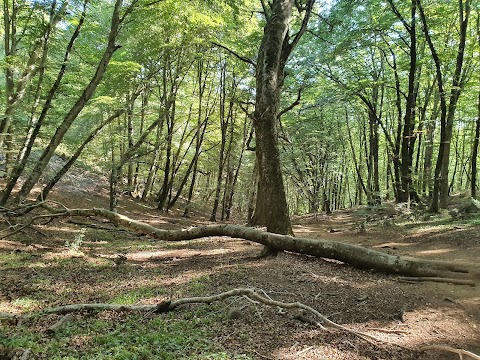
[292,225,315,233]
[272,343,352,359]
[278,305,480,359]
[410,226,451,235]
[0,297,43,314]
[42,250,85,260]
[125,248,234,262]
[415,248,454,255]
[460,297,480,309]
[395,307,479,348]
[0,241,50,251]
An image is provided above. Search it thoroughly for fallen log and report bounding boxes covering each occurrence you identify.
[13,205,479,280]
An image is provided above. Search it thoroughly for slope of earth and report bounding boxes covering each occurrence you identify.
[1,179,479,359]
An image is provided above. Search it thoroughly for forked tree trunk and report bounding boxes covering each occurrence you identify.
[251,0,314,239]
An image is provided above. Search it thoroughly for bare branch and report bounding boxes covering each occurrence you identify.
[278,87,303,119]
[211,42,256,67]
[282,0,316,61]
[386,0,411,32]
[259,0,270,19]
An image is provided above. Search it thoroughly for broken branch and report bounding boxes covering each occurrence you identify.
[420,345,480,360]
[398,277,476,286]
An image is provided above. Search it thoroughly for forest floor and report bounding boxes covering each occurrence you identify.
[1,174,480,359]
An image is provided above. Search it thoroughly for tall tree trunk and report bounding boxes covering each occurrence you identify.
[142,123,164,201]
[422,93,439,197]
[126,93,135,195]
[247,161,258,222]
[16,0,127,202]
[251,0,314,241]
[38,110,125,201]
[472,91,480,198]
[225,116,249,220]
[399,0,418,203]
[0,0,73,205]
[422,0,471,211]
[157,116,173,211]
[183,56,214,217]
[210,64,230,221]
[110,116,165,210]
[157,63,175,211]
[132,93,147,196]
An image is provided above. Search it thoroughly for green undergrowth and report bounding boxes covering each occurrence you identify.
[2,305,251,359]
[0,246,252,359]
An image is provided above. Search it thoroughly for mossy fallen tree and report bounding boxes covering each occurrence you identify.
[10,205,480,280]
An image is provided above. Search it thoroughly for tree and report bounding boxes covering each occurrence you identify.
[0,0,136,205]
[250,0,315,241]
[419,0,471,211]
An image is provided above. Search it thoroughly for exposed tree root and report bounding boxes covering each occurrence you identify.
[3,288,384,344]
[6,288,478,356]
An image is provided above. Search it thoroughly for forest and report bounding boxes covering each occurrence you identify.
[1,0,480,359]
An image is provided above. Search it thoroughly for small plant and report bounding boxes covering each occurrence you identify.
[65,228,86,253]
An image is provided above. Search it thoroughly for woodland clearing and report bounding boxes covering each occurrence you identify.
[0,175,479,360]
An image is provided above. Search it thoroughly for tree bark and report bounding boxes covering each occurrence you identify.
[251,0,314,239]
[210,64,229,221]
[421,0,471,211]
[472,91,480,198]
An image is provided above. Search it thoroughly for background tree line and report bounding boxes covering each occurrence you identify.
[1,0,479,220]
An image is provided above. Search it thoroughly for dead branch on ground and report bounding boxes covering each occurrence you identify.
[46,313,75,335]
[398,277,476,286]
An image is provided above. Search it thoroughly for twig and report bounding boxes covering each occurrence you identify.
[399,277,476,286]
[297,346,314,356]
[211,41,256,67]
[367,327,409,334]
[420,345,480,359]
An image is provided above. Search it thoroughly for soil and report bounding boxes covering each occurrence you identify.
[1,176,479,359]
